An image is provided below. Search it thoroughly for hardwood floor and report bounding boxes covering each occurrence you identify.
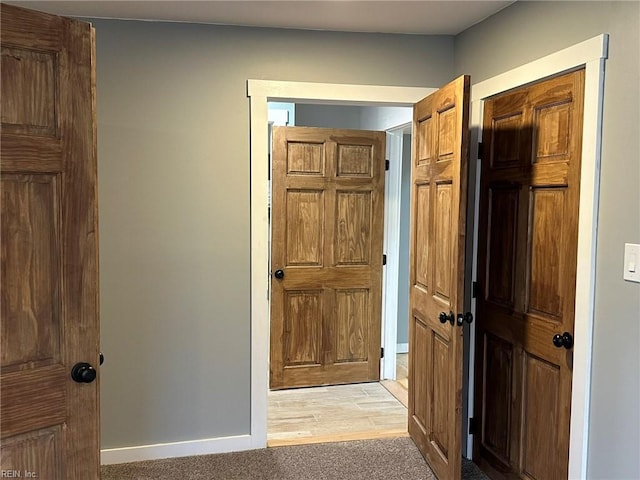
[396,353,408,389]
[380,353,409,408]
[268,382,408,447]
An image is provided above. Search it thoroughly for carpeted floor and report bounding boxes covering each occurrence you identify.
[101,437,489,480]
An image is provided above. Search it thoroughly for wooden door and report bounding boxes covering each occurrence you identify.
[474,69,584,480]
[270,127,385,389]
[408,75,471,480]
[1,4,99,479]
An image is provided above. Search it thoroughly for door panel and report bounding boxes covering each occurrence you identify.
[529,189,565,318]
[434,183,452,299]
[284,291,323,366]
[414,184,431,289]
[270,127,385,389]
[286,190,323,265]
[486,186,518,307]
[1,4,99,480]
[408,75,471,480]
[335,289,369,362]
[475,69,584,480]
[482,334,513,463]
[335,191,372,265]
[521,353,560,479]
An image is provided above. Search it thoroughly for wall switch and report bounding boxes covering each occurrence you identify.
[623,243,640,283]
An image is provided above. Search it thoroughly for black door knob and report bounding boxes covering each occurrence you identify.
[71,362,97,383]
[274,269,285,279]
[456,312,474,326]
[99,352,104,365]
[439,311,455,326]
[552,332,574,349]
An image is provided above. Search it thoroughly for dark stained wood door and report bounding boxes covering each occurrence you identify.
[474,69,585,480]
[1,4,99,479]
[408,75,471,480]
[270,127,386,389]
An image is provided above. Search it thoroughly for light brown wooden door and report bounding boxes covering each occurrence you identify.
[408,75,471,480]
[270,127,385,389]
[474,69,584,480]
[1,4,99,479]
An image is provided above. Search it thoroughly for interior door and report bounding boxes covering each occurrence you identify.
[408,75,471,480]
[270,126,385,389]
[474,69,584,480]
[1,4,99,479]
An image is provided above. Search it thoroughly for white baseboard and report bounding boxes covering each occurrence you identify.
[397,343,408,354]
[101,434,253,465]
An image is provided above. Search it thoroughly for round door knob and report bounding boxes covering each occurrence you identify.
[552,332,574,350]
[71,362,97,383]
[274,269,285,279]
[456,312,474,326]
[438,311,455,326]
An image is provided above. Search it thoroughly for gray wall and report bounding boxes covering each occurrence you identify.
[93,18,455,449]
[455,2,640,478]
[295,104,412,131]
[295,104,363,129]
[359,106,413,131]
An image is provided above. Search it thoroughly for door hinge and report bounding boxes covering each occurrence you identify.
[472,281,478,299]
[380,347,384,358]
[382,254,387,265]
[385,159,390,171]
[469,417,480,435]
[477,142,484,160]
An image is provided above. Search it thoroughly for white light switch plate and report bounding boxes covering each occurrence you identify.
[623,243,640,283]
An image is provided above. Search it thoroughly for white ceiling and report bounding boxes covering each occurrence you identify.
[7,1,515,35]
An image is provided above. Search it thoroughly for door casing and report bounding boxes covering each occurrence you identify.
[247,33,606,479]
[382,122,413,381]
[467,35,608,479]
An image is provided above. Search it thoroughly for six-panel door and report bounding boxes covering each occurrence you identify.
[270,127,385,389]
[408,75,471,480]
[475,69,584,480]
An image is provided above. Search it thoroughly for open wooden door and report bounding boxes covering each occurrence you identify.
[1,4,99,479]
[270,127,385,389]
[408,75,470,480]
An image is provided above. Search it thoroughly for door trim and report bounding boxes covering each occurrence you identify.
[467,34,608,479]
[382,130,402,381]
[382,123,412,381]
[248,81,434,448]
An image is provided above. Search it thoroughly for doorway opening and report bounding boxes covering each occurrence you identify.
[265,102,414,446]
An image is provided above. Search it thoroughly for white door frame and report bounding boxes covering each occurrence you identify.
[247,81,435,449]
[248,33,606,478]
[467,34,608,479]
[381,123,412,380]
[381,129,402,381]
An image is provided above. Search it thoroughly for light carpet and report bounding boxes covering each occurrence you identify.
[101,437,489,480]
